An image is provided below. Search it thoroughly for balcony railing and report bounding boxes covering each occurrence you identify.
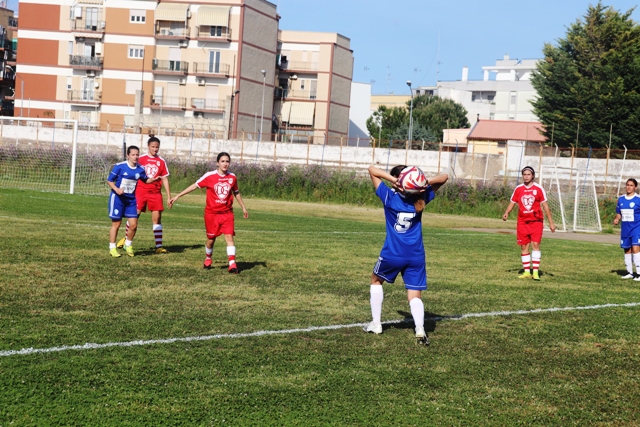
[280,61,319,71]
[70,18,105,32]
[286,89,317,100]
[67,90,102,103]
[194,26,231,40]
[151,59,188,74]
[150,95,186,110]
[155,26,190,38]
[192,62,230,77]
[190,97,226,112]
[69,55,104,69]
[8,17,17,28]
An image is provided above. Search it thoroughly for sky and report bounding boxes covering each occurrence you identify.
[277,0,640,94]
[6,0,639,94]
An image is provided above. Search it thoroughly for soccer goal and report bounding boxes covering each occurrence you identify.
[539,165,602,232]
[0,118,113,195]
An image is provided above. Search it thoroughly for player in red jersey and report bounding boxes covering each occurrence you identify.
[117,137,172,253]
[168,152,248,273]
[502,166,556,280]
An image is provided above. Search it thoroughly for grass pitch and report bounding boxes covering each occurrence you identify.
[1,188,639,426]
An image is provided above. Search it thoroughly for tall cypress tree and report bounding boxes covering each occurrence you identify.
[531,2,640,148]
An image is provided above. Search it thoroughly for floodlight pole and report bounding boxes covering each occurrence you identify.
[259,69,266,142]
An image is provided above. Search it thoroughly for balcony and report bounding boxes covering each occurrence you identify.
[280,60,319,72]
[151,59,188,75]
[155,26,190,40]
[69,55,104,70]
[71,18,106,34]
[192,62,230,77]
[190,97,225,113]
[67,90,102,103]
[8,17,17,29]
[150,95,186,111]
[194,26,231,41]
[282,89,317,100]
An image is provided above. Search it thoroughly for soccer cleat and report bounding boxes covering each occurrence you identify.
[124,245,134,257]
[155,247,168,254]
[109,248,121,258]
[621,273,635,279]
[415,326,429,346]
[532,271,540,281]
[203,258,212,269]
[228,263,239,274]
[634,275,640,282]
[518,271,532,279]
[363,322,383,334]
[116,237,126,249]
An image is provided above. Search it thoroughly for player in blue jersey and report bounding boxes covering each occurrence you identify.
[364,165,448,345]
[613,178,640,280]
[107,146,159,258]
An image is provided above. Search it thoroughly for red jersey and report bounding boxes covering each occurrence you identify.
[196,171,239,214]
[136,154,169,194]
[510,182,547,223]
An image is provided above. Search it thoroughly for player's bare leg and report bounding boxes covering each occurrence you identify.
[224,234,238,273]
[203,237,214,269]
[123,217,138,256]
[109,220,122,257]
[408,289,428,345]
[152,210,167,253]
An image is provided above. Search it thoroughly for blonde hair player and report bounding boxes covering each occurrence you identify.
[502,166,556,280]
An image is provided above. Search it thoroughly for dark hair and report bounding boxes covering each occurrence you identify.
[148,136,160,145]
[521,166,535,176]
[390,165,407,178]
[217,152,231,162]
[127,145,139,155]
[627,178,638,187]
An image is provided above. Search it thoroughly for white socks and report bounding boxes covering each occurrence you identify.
[369,285,383,324]
[532,250,541,271]
[409,298,424,329]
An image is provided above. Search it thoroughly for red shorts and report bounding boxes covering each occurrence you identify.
[517,220,543,245]
[204,211,235,238]
[137,192,164,212]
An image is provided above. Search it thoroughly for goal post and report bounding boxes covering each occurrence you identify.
[0,118,113,196]
[539,165,602,233]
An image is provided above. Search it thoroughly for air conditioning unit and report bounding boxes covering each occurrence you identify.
[100,21,106,29]
[178,40,188,48]
[197,78,206,86]
[86,70,96,77]
[178,78,186,85]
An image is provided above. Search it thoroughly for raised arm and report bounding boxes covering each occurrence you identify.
[368,165,397,190]
[427,174,449,192]
[168,183,199,209]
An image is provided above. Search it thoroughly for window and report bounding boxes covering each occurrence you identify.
[208,50,220,73]
[209,26,222,37]
[510,91,517,105]
[128,45,144,59]
[125,80,142,95]
[487,94,495,101]
[68,41,73,55]
[130,10,146,23]
[66,77,72,90]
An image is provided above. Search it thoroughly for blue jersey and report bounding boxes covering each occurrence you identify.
[107,161,148,199]
[616,194,640,237]
[376,184,436,260]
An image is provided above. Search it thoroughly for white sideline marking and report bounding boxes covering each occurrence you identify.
[2,302,639,357]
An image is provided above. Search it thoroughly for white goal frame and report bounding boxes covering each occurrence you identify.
[539,165,602,233]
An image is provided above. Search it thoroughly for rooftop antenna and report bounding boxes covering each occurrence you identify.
[435,31,441,83]
[386,66,392,93]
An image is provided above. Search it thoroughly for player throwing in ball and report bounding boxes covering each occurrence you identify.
[502,166,556,280]
[364,165,448,345]
[168,152,248,273]
[117,137,171,254]
[613,178,640,280]
[107,146,159,257]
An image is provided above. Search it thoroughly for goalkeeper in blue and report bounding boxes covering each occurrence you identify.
[613,178,640,281]
[364,165,448,345]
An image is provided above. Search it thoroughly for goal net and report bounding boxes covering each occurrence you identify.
[539,166,602,232]
[0,118,113,195]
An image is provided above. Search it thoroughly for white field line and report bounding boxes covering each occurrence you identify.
[2,302,639,357]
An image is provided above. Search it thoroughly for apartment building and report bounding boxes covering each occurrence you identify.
[13,0,353,142]
[0,5,16,116]
[275,30,352,142]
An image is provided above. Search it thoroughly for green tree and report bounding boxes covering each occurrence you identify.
[409,95,470,140]
[531,2,640,148]
[365,105,407,144]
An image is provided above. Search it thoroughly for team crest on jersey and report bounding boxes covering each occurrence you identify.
[521,194,535,212]
[145,164,159,178]
[214,181,231,199]
[631,202,636,208]
[533,190,537,196]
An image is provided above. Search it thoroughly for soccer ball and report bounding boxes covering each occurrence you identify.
[398,166,427,194]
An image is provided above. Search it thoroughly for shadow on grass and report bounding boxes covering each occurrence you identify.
[508,268,555,278]
[210,261,268,273]
[134,244,204,256]
[393,310,441,333]
[611,269,630,277]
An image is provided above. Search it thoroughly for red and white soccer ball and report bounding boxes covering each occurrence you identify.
[398,166,427,194]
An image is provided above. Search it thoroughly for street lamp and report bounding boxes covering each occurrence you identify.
[259,69,266,142]
[229,89,240,139]
[407,80,414,144]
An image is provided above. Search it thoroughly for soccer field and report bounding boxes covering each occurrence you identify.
[1,188,639,426]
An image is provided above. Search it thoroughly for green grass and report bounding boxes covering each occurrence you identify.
[1,188,639,426]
